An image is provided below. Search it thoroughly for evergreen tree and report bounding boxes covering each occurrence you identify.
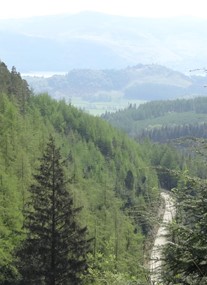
[16,136,90,285]
[162,180,207,284]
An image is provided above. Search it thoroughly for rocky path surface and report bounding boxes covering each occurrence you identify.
[149,191,175,285]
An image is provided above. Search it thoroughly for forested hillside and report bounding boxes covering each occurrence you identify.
[24,64,193,100]
[160,139,207,284]
[0,61,162,284]
[103,92,207,284]
[24,65,207,103]
[2,60,207,284]
[103,97,207,142]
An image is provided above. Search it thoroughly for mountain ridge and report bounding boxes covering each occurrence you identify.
[1,12,207,72]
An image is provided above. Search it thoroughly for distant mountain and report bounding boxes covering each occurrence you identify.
[24,64,207,102]
[1,12,207,72]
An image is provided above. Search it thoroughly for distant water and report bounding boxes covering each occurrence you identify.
[22,71,67,78]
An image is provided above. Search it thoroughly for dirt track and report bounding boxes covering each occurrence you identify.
[149,191,175,285]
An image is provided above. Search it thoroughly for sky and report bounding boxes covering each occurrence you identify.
[1,0,207,19]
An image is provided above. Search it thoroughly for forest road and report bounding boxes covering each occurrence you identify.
[149,191,175,285]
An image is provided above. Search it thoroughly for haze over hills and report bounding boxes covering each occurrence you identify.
[1,12,207,73]
[23,64,207,114]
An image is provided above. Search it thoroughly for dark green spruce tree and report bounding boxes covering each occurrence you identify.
[17,136,90,285]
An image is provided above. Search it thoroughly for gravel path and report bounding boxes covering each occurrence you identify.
[149,191,175,285]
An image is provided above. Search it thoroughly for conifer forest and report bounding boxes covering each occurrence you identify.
[1,59,207,285]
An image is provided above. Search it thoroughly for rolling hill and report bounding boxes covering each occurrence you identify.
[23,64,207,114]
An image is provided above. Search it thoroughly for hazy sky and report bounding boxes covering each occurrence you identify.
[1,0,207,19]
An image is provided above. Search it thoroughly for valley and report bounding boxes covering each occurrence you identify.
[1,3,207,284]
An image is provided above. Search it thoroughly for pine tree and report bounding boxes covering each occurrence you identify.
[16,136,90,285]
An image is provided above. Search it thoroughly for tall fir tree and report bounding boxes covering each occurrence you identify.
[16,136,90,285]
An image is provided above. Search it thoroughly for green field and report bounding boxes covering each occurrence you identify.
[70,97,147,116]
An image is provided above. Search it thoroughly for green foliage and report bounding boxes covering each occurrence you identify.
[162,177,207,284]
[0,174,22,284]
[139,141,183,190]
[0,62,160,284]
[103,97,207,140]
[16,136,90,285]
[0,62,31,113]
[124,82,185,100]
